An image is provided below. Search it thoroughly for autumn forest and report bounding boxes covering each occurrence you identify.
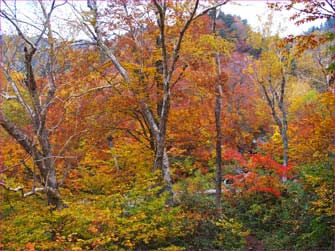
[0,0,334,250]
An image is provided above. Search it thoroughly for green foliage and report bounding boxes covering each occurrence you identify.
[1,184,184,250]
[173,172,248,250]
[1,175,248,251]
[219,160,334,250]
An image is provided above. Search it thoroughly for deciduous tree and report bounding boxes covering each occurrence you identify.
[0,0,68,209]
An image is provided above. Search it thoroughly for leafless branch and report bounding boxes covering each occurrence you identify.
[65,83,120,101]
[60,162,72,187]
[2,68,34,120]
[0,156,32,173]
[171,64,188,89]
[1,93,17,100]
[0,10,35,49]
[0,181,24,197]
[57,129,88,157]
[325,0,335,13]
[0,181,46,198]
[193,0,230,20]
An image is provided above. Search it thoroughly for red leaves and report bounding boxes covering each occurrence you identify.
[223,170,282,198]
[269,0,334,26]
[222,148,247,166]
[248,186,281,198]
[223,150,295,179]
[249,154,281,170]
[249,153,296,180]
[222,151,296,198]
[25,243,36,251]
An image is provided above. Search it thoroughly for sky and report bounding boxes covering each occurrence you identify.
[0,0,325,39]
[223,1,323,36]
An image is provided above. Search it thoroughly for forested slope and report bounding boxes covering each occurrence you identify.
[0,1,334,250]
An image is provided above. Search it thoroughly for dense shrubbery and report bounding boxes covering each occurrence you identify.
[2,159,333,250]
[220,161,334,250]
[2,166,248,250]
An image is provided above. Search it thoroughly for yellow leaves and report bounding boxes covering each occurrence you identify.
[304,173,334,217]
[159,245,186,250]
[168,147,187,155]
[10,71,25,82]
[259,50,282,76]
[248,31,263,49]
[123,239,135,248]
[71,246,83,251]
[287,78,311,106]
[199,34,233,55]
[312,151,322,158]
[214,217,250,244]
[182,33,233,65]
[288,91,333,164]
[243,63,254,75]
[319,91,334,111]
[271,126,282,144]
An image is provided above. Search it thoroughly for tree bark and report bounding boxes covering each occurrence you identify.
[85,0,230,204]
[257,69,289,183]
[0,2,65,209]
[107,136,119,171]
[279,74,288,182]
[281,113,289,182]
[212,8,223,216]
[215,85,223,215]
[0,114,64,210]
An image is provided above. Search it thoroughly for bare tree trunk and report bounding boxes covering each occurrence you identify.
[257,69,289,183]
[153,100,170,171]
[85,0,230,205]
[282,133,288,167]
[155,58,164,116]
[0,1,66,209]
[212,8,224,216]
[215,85,223,215]
[0,115,64,209]
[279,74,288,182]
[141,103,174,201]
[162,149,174,204]
[281,116,289,182]
[107,136,119,171]
[45,167,63,209]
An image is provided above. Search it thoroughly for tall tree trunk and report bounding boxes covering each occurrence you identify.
[212,7,223,216]
[0,116,64,210]
[86,0,230,205]
[215,85,223,215]
[44,166,63,209]
[39,135,62,209]
[0,2,64,208]
[279,74,289,182]
[281,117,289,182]
[155,58,164,117]
[141,103,174,201]
[259,70,289,183]
[107,136,119,171]
[162,149,174,205]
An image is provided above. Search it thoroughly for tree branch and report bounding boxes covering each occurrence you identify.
[0,10,35,49]
[2,68,34,120]
[193,0,230,21]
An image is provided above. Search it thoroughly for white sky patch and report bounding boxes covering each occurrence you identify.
[222,1,323,36]
[0,0,325,40]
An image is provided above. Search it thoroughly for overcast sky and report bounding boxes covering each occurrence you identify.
[0,0,324,39]
[224,1,323,36]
